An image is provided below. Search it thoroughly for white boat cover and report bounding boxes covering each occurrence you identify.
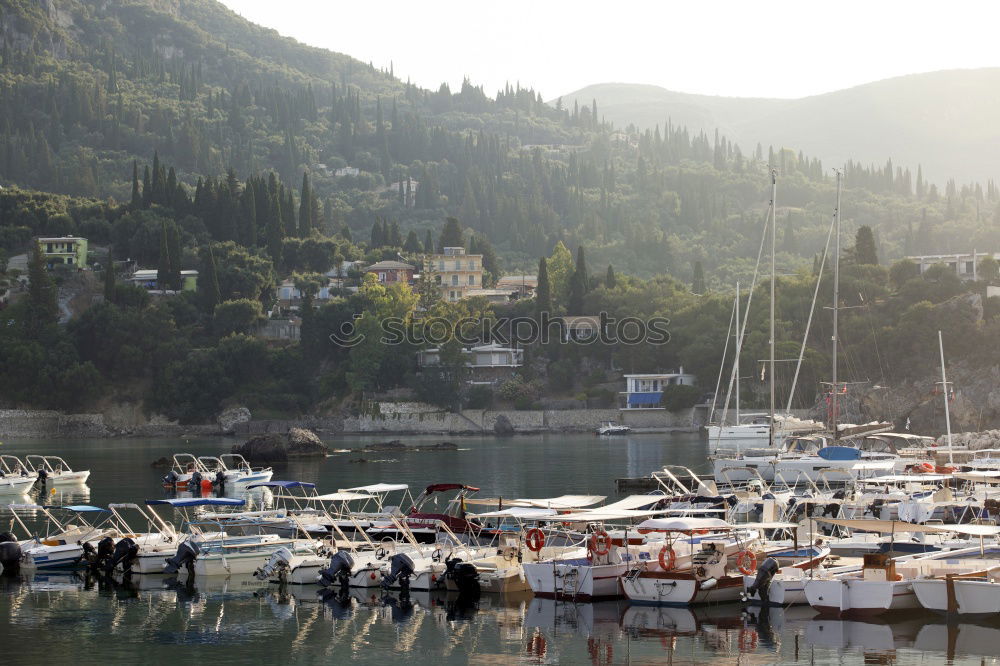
[468,507,559,519]
[816,518,1000,536]
[535,508,673,522]
[309,492,376,502]
[339,483,409,493]
[463,494,606,508]
[635,517,732,532]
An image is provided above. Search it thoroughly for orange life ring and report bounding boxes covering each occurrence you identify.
[737,550,758,576]
[935,465,957,474]
[589,530,612,556]
[739,628,759,652]
[913,462,935,474]
[525,528,546,552]
[658,545,677,571]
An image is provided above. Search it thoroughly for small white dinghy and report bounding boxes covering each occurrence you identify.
[26,455,90,486]
[0,455,37,495]
[596,422,631,436]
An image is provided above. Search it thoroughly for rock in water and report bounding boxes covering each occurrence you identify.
[218,406,251,434]
[230,428,328,463]
[286,428,329,458]
[494,414,515,437]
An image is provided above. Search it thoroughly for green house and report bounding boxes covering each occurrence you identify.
[38,236,88,269]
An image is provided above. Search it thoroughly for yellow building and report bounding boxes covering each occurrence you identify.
[426,247,483,302]
[38,236,88,269]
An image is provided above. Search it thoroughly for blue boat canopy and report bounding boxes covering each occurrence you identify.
[817,446,861,461]
[627,392,663,407]
[145,498,245,507]
[44,505,107,513]
[246,481,316,490]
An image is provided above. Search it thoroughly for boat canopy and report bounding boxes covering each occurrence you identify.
[861,474,952,483]
[145,498,245,507]
[464,495,606,509]
[7,504,43,510]
[43,505,107,513]
[309,492,375,502]
[817,446,861,461]
[954,472,1000,482]
[535,508,671,522]
[596,495,665,512]
[816,517,1000,536]
[636,517,732,532]
[246,481,316,490]
[469,507,559,519]
[340,483,409,493]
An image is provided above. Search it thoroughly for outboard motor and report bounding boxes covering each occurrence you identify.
[36,468,48,484]
[744,556,780,604]
[254,547,293,581]
[189,470,203,491]
[445,557,480,598]
[92,536,115,570]
[163,540,201,575]
[318,551,355,588]
[381,552,415,591]
[163,469,179,486]
[215,470,226,488]
[0,532,22,573]
[105,537,139,575]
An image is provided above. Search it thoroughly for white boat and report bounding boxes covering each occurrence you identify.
[910,523,1000,616]
[596,422,631,436]
[706,413,823,443]
[25,455,90,486]
[0,456,37,495]
[7,503,115,569]
[162,453,210,490]
[197,454,273,488]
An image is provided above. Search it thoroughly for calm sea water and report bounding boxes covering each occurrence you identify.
[0,433,996,664]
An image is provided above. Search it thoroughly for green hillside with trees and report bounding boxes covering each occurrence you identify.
[0,0,998,425]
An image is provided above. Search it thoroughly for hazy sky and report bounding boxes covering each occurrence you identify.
[220,0,1000,99]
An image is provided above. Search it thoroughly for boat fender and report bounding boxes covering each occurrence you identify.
[163,540,201,575]
[700,577,718,591]
[105,537,138,575]
[736,550,758,576]
[318,550,355,588]
[746,556,779,602]
[525,528,545,553]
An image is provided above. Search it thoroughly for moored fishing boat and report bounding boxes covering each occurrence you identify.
[25,455,90,486]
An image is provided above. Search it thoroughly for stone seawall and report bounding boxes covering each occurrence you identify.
[0,409,111,438]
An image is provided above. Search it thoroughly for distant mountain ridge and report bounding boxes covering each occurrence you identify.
[555,70,1000,184]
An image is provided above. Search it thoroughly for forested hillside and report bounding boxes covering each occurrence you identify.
[1,0,1000,432]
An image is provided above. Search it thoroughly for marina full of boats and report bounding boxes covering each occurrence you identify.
[9,440,1000,623]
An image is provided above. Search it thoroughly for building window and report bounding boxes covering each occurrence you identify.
[451,275,459,286]
[450,290,456,300]
[438,261,445,271]
[455,260,462,271]
[966,261,974,274]
[469,261,476,271]
[468,275,475,285]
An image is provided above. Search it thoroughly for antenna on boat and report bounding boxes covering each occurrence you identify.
[831,169,843,440]
[938,330,954,465]
[768,168,777,450]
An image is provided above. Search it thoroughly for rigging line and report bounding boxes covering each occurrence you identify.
[863,283,889,384]
[714,200,771,453]
[708,288,739,426]
[786,210,836,411]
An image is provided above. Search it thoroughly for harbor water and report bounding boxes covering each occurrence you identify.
[0,433,997,664]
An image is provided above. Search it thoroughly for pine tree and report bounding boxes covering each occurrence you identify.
[157,222,171,289]
[692,261,706,294]
[298,172,312,237]
[853,226,879,265]
[606,264,616,289]
[535,257,551,316]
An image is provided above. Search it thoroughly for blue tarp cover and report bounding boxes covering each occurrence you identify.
[44,505,107,512]
[145,498,245,507]
[627,392,663,406]
[817,446,861,461]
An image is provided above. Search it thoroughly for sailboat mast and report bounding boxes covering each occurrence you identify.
[939,330,954,465]
[831,169,842,439]
[735,280,741,425]
[768,169,777,449]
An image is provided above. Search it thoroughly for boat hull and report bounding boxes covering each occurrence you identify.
[913,578,1000,617]
[623,573,744,606]
[805,578,918,617]
[522,560,627,601]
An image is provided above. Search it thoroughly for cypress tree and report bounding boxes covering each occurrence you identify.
[130,160,141,209]
[424,229,434,255]
[692,261,706,294]
[104,246,116,303]
[438,217,463,251]
[241,186,257,248]
[266,196,284,269]
[535,257,551,316]
[606,264,616,288]
[157,222,170,289]
[201,246,222,312]
[854,225,879,265]
[141,165,152,208]
[167,223,182,289]
[298,172,312,237]
[568,245,589,314]
[403,231,422,254]
[26,243,58,336]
